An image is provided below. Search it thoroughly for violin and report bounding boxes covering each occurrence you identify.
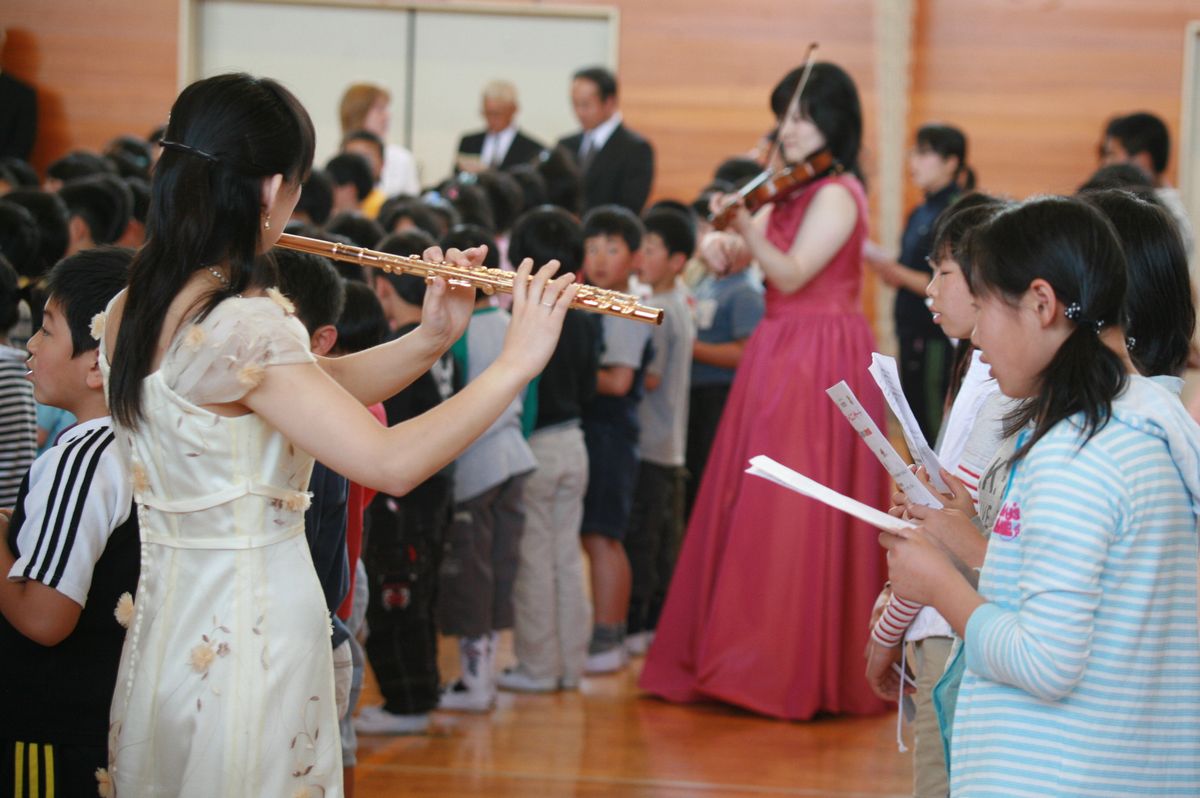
[708,148,841,231]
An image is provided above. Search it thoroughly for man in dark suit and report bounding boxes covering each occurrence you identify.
[557,67,654,214]
[455,80,544,175]
[0,30,37,161]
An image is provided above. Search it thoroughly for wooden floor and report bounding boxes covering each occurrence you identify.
[354,634,912,797]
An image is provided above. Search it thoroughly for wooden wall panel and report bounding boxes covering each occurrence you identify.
[5,0,1197,212]
[910,0,1197,200]
[1,0,179,174]
[3,0,878,206]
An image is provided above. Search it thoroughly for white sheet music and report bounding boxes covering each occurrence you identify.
[745,455,916,535]
[867,353,950,493]
[826,381,943,509]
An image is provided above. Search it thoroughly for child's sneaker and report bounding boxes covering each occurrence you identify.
[497,666,559,693]
[584,645,627,675]
[625,630,655,657]
[437,633,497,712]
[437,678,496,712]
[354,705,431,735]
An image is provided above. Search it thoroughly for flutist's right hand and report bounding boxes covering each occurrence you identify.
[497,257,579,381]
[416,245,482,351]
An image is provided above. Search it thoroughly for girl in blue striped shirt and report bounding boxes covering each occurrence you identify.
[883,195,1200,797]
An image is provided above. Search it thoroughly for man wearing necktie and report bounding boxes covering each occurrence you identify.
[557,67,655,214]
[454,81,544,176]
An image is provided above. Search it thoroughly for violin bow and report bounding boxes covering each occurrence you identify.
[765,42,820,169]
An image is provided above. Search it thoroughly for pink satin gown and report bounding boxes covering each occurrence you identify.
[640,174,890,720]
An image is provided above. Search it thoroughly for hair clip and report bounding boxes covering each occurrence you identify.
[159,139,219,164]
[1064,302,1104,334]
[1126,335,1137,351]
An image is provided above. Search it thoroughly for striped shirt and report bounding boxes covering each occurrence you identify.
[7,416,132,605]
[952,382,1200,796]
[0,344,35,508]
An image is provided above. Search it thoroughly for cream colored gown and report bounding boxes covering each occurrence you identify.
[98,291,342,797]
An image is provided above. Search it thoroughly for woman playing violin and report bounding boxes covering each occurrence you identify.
[639,62,891,720]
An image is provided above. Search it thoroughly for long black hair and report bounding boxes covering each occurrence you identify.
[771,63,863,181]
[965,196,1128,462]
[915,124,976,191]
[109,73,315,428]
[1081,189,1194,378]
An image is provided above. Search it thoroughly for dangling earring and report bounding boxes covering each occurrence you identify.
[263,213,272,231]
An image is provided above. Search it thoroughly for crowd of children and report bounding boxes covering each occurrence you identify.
[2,63,1199,798]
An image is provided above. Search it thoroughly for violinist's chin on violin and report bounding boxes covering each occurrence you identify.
[708,149,842,231]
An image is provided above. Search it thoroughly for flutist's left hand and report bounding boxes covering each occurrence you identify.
[416,245,484,350]
[496,257,578,382]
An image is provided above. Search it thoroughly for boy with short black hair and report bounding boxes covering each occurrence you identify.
[498,206,598,692]
[623,207,696,656]
[579,204,653,673]
[326,152,376,217]
[356,234,459,734]
[0,246,137,798]
[293,169,335,228]
[435,226,537,712]
[342,130,388,219]
[58,175,132,254]
[1100,111,1194,258]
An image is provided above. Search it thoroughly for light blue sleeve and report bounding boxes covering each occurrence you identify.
[35,404,76,455]
[964,433,1123,701]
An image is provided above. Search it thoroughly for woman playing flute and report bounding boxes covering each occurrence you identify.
[98,73,576,797]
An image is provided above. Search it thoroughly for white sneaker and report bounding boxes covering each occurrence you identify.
[354,705,431,735]
[437,678,496,713]
[584,645,628,675]
[497,666,559,693]
[625,630,655,657]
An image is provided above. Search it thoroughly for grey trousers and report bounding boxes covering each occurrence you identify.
[510,424,591,683]
[436,473,528,638]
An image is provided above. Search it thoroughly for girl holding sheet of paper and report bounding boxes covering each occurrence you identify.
[639,63,892,720]
[882,196,1200,797]
[888,183,1199,794]
[863,195,1009,797]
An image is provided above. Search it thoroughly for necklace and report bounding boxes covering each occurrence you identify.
[206,266,230,288]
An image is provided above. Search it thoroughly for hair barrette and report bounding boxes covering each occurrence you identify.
[1064,302,1104,334]
[159,139,219,164]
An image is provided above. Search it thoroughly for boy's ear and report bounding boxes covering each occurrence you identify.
[669,252,689,273]
[68,215,91,248]
[84,349,105,391]
[310,324,338,357]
